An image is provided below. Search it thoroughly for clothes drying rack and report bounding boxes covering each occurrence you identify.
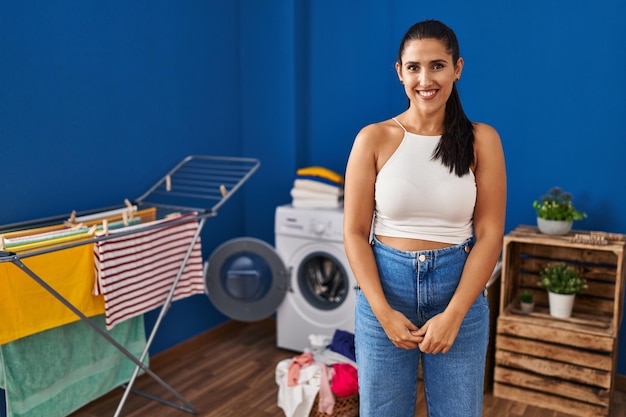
[0,155,260,416]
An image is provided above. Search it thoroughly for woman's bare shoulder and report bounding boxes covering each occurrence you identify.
[472,122,501,144]
[356,119,403,144]
[472,122,505,172]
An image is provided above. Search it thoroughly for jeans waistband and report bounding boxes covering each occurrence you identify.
[372,235,473,260]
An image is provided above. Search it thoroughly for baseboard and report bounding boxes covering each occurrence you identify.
[617,374,626,393]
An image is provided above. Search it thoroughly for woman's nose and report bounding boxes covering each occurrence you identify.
[417,70,431,86]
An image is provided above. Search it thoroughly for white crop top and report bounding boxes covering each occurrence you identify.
[374,119,476,244]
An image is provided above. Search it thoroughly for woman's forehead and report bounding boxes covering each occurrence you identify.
[401,38,453,63]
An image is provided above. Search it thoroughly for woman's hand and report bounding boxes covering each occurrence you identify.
[378,309,424,350]
[412,311,463,354]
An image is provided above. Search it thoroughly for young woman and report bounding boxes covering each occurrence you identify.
[343,19,506,417]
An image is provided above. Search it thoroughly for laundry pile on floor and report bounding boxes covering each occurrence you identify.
[290,166,344,209]
[276,330,358,417]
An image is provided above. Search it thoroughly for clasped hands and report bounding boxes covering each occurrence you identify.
[382,309,461,355]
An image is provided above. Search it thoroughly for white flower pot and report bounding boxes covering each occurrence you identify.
[520,302,535,314]
[537,218,573,235]
[548,292,576,318]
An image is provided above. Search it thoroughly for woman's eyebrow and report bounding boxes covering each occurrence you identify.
[404,58,449,65]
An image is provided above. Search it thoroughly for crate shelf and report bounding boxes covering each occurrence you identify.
[493,226,625,417]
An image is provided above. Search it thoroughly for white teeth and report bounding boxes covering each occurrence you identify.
[419,90,436,97]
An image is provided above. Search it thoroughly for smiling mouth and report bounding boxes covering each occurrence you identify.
[418,89,438,98]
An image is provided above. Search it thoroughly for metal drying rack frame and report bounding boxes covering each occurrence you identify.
[0,155,260,416]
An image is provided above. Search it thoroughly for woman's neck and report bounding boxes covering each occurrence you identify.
[397,109,444,136]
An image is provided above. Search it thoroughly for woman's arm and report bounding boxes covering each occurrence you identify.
[414,122,506,354]
[343,124,423,350]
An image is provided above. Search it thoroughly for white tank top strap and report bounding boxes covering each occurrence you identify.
[391,117,407,132]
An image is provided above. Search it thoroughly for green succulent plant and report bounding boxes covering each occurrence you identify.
[533,187,587,221]
[539,262,587,295]
[520,290,533,304]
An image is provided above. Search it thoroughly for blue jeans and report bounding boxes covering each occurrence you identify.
[355,236,489,417]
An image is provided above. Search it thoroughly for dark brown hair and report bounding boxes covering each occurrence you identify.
[397,19,474,177]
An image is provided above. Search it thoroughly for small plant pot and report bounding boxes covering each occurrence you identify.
[520,301,535,314]
[537,218,573,235]
[548,292,575,318]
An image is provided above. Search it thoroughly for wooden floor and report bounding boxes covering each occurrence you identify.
[72,318,625,417]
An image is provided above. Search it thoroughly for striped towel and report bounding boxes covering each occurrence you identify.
[94,213,204,330]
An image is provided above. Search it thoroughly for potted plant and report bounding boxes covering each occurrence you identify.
[519,290,534,314]
[533,187,587,235]
[538,262,587,318]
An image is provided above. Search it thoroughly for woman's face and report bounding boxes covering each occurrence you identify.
[396,38,463,114]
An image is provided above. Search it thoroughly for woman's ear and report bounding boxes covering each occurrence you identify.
[455,57,464,81]
[395,61,404,84]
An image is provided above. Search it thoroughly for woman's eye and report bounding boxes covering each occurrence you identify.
[433,63,444,70]
[407,65,418,71]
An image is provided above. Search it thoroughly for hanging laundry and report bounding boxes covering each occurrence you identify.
[2,218,140,250]
[94,212,204,330]
[0,243,104,344]
[0,314,147,417]
[0,207,157,344]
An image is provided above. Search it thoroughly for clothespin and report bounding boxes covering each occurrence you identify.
[102,219,109,236]
[124,198,135,223]
[0,236,4,251]
[65,210,77,227]
[165,175,172,192]
[122,211,128,227]
[219,184,227,197]
[88,225,98,235]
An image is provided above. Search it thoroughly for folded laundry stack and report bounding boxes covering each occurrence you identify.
[291,166,344,209]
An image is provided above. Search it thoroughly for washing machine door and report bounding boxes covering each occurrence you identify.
[204,237,288,322]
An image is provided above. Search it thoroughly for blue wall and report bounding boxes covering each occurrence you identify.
[311,0,626,374]
[1,2,625,412]
[0,1,244,355]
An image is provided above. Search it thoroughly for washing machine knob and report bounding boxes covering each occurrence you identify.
[312,222,326,235]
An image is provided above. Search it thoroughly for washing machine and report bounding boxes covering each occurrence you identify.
[204,205,356,352]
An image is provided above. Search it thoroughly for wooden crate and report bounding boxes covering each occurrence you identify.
[493,226,626,417]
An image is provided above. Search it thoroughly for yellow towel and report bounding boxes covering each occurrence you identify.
[0,207,157,344]
[0,243,105,344]
[296,166,344,184]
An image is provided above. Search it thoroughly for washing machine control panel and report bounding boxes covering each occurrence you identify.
[275,205,343,242]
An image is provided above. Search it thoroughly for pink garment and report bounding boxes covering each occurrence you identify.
[316,364,336,415]
[331,364,358,398]
[287,352,314,387]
